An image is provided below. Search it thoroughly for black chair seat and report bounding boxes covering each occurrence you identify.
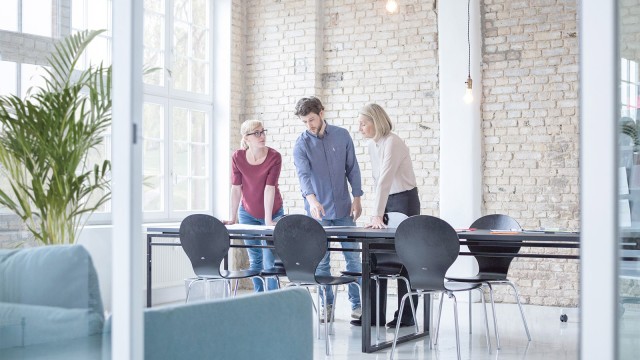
[315,275,359,286]
[446,272,507,282]
[219,269,262,279]
[261,267,286,276]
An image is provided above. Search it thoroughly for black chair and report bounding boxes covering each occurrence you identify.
[446,214,531,349]
[180,214,266,301]
[390,215,490,360]
[273,214,361,356]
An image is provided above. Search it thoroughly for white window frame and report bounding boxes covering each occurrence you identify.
[142,0,215,222]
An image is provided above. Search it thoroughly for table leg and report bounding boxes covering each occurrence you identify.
[147,234,152,308]
[361,241,372,352]
[362,240,430,353]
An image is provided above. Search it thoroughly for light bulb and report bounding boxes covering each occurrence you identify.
[463,77,473,104]
[386,0,398,13]
[463,87,473,104]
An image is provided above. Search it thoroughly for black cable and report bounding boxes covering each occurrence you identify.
[467,0,471,79]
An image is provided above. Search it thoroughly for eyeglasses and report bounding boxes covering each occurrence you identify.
[246,129,268,138]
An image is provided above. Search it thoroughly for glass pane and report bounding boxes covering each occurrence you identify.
[144,13,164,49]
[22,0,52,37]
[173,177,188,210]
[192,0,207,27]
[191,111,205,142]
[172,107,188,141]
[172,142,188,176]
[86,0,109,30]
[145,0,163,12]
[190,178,207,210]
[0,0,18,32]
[173,56,188,91]
[190,144,206,176]
[191,60,207,94]
[20,64,48,98]
[143,103,164,139]
[174,0,190,22]
[144,141,163,174]
[192,27,207,60]
[143,49,165,86]
[0,61,17,96]
[619,2,640,358]
[143,175,163,211]
[174,22,189,59]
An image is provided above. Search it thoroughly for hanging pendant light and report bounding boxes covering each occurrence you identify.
[463,0,473,104]
[386,0,398,14]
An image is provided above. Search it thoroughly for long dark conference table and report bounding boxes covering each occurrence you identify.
[146,225,580,353]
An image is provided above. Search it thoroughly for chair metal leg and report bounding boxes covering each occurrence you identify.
[390,292,413,360]
[506,280,531,341]
[478,288,491,352]
[449,292,462,360]
[233,279,239,297]
[434,293,445,346]
[398,276,419,333]
[322,286,330,355]
[185,278,201,303]
[487,283,501,349]
[469,290,472,334]
[316,288,321,340]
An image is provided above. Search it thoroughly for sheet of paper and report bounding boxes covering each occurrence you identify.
[620,166,630,195]
[620,199,632,227]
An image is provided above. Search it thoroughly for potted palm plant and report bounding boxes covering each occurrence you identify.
[0,30,111,246]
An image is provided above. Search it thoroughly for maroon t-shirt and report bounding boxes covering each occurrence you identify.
[231,147,283,219]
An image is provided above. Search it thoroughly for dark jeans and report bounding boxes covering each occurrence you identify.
[369,187,420,324]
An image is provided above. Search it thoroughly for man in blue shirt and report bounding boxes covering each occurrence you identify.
[293,96,363,321]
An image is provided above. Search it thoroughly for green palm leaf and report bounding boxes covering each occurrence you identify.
[0,30,112,245]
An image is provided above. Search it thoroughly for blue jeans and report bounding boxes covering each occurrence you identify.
[238,205,285,292]
[316,216,362,310]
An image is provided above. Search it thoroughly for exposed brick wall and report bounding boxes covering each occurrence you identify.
[481,0,579,306]
[238,0,440,291]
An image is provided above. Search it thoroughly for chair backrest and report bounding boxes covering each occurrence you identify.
[179,214,229,278]
[384,212,408,228]
[273,214,327,284]
[469,214,522,276]
[395,215,460,291]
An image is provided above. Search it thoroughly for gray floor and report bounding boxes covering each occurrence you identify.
[312,291,579,360]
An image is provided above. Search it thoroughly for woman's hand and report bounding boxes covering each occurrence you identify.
[365,215,386,229]
[222,219,237,225]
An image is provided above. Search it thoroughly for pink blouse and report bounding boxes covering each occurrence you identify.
[231,147,283,219]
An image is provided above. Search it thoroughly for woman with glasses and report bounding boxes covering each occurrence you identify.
[357,103,420,327]
[223,119,284,292]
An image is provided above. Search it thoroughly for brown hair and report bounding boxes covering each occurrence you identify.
[294,96,324,117]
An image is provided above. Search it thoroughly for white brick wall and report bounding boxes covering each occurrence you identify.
[0,0,588,307]
[482,0,579,306]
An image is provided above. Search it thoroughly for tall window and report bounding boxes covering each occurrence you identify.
[621,58,639,121]
[0,0,53,37]
[142,0,212,220]
[70,0,213,221]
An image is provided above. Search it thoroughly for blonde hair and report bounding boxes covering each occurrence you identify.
[359,103,393,141]
[240,119,263,149]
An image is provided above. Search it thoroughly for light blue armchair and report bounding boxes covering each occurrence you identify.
[0,245,104,349]
[0,245,313,359]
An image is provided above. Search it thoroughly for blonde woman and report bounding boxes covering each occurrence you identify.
[223,120,284,292]
[356,103,420,327]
